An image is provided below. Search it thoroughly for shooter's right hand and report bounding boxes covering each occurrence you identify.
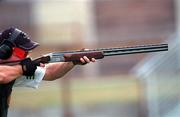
[20,58,37,76]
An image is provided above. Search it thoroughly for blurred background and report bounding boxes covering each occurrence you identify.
[0,0,179,117]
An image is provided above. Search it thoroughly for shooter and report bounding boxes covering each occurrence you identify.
[0,28,95,117]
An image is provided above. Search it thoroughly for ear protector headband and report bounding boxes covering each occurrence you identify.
[0,28,22,60]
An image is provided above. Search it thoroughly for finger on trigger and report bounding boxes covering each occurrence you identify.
[40,63,45,67]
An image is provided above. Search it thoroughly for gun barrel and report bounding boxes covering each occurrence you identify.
[102,44,168,56]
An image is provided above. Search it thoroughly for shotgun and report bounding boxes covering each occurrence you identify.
[0,44,168,66]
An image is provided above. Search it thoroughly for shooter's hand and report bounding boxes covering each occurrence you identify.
[73,48,96,65]
[20,58,37,76]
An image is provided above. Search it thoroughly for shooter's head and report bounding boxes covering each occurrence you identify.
[0,27,39,61]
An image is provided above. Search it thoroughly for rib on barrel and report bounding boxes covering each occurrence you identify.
[102,44,168,56]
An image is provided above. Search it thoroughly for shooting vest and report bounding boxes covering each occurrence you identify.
[0,80,15,117]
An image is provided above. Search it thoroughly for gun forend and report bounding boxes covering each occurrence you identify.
[63,51,104,62]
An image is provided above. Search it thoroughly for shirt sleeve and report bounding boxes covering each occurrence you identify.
[13,66,46,89]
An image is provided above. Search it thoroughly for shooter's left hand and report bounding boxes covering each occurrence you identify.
[73,49,96,65]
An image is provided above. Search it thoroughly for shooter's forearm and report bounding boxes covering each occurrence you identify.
[0,65,23,84]
[43,62,75,81]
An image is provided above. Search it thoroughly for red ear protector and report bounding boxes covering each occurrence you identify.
[13,47,27,59]
[0,28,22,60]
